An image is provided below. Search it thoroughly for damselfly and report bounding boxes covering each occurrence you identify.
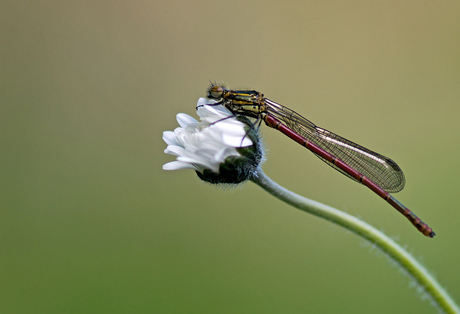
[205,84,435,238]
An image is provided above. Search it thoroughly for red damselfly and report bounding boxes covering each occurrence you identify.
[206,84,435,238]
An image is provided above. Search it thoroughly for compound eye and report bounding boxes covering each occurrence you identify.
[208,85,223,99]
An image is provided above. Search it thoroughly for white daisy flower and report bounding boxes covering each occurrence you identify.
[162,98,262,184]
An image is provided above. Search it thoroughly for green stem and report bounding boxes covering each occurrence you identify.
[251,170,459,314]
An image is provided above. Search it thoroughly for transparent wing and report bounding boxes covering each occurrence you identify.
[265,99,405,193]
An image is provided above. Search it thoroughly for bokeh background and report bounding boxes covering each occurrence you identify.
[1,1,459,313]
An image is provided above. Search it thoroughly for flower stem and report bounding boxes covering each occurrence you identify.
[250,170,459,314]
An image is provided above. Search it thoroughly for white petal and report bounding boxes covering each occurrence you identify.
[199,105,232,120]
[222,133,253,147]
[178,148,217,163]
[163,161,198,171]
[176,113,197,128]
[163,131,179,146]
[240,137,253,147]
[176,156,218,173]
[164,145,186,156]
[213,105,233,116]
[177,155,202,163]
[194,138,226,152]
[213,120,246,135]
[196,97,217,108]
[214,147,237,163]
[178,148,228,173]
[197,106,233,122]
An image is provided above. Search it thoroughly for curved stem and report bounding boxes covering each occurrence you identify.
[250,170,459,314]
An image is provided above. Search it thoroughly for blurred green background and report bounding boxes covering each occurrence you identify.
[1,1,459,313]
